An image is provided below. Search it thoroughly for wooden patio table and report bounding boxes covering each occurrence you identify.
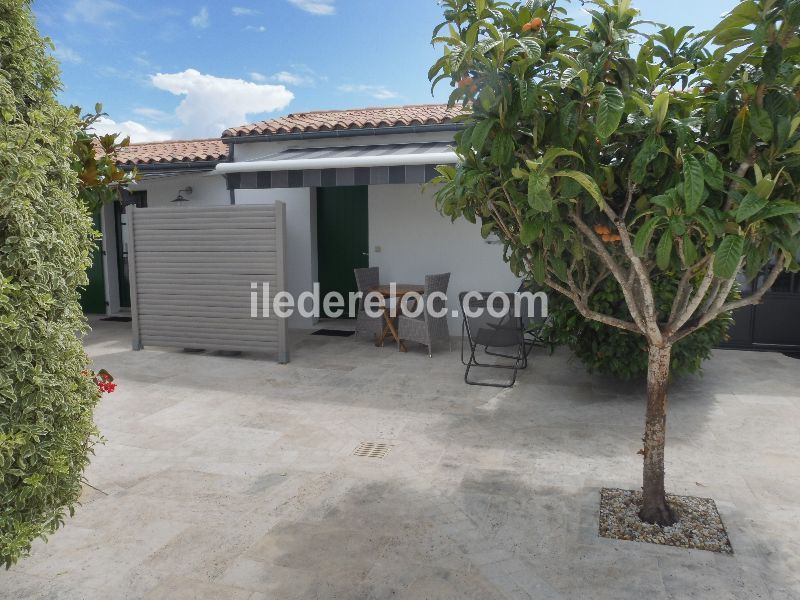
[370,284,425,352]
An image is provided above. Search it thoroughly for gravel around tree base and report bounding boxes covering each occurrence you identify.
[599,488,733,554]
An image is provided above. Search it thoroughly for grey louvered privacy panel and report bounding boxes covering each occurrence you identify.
[127,203,288,362]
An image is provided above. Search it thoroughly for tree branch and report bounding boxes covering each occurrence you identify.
[668,255,713,324]
[603,182,662,344]
[665,256,716,335]
[543,276,641,334]
[670,255,786,343]
[570,211,650,333]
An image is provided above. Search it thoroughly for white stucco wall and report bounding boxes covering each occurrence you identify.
[128,172,229,208]
[368,184,520,333]
[236,187,316,329]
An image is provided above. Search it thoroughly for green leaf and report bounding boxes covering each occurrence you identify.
[630,134,662,184]
[754,201,800,221]
[511,167,528,179]
[703,153,724,192]
[480,221,494,238]
[517,37,542,62]
[552,170,605,207]
[596,86,625,138]
[531,251,546,284]
[718,45,756,85]
[633,216,663,256]
[752,174,777,201]
[670,216,687,236]
[528,173,553,212]
[559,101,579,146]
[683,235,698,265]
[470,118,495,153]
[491,130,514,164]
[651,191,676,210]
[729,107,749,160]
[540,148,584,170]
[560,67,579,89]
[652,90,670,130]
[682,155,705,215]
[749,105,773,142]
[735,191,768,222]
[714,235,744,279]
[656,231,673,270]
[520,222,538,245]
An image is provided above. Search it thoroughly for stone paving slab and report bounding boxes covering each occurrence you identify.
[1,319,799,599]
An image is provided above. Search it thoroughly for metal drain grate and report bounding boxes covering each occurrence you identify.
[353,441,391,459]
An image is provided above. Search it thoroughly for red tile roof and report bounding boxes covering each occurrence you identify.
[115,138,229,166]
[222,103,464,138]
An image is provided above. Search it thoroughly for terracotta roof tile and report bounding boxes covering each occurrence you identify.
[115,138,229,166]
[222,103,465,138]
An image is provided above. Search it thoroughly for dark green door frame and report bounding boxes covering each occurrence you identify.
[115,191,147,309]
[79,211,107,314]
[316,186,369,318]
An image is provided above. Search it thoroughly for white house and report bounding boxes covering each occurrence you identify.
[94,104,520,333]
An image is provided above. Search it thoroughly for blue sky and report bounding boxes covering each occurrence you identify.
[32,0,736,143]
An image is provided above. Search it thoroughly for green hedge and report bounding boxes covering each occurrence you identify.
[543,275,734,381]
[0,0,101,567]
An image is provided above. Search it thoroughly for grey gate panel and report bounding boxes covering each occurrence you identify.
[127,203,288,362]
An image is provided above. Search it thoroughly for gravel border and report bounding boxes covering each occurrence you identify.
[599,488,733,554]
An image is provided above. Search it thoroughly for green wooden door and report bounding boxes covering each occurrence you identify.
[79,211,106,314]
[316,186,369,318]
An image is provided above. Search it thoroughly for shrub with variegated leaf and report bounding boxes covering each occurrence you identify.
[0,0,104,567]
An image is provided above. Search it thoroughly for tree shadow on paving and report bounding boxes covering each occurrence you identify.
[234,471,789,599]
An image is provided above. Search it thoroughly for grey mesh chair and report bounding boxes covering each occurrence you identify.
[353,267,384,339]
[482,281,546,363]
[460,291,528,387]
[397,272,451,356]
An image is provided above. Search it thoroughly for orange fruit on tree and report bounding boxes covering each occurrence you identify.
[593,224,611,236]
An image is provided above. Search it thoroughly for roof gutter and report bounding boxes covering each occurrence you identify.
[121,160,224,172]
[215,150,457,175]
[221,123,465,145]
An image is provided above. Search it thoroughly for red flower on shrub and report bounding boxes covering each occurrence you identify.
[86,369,117,394]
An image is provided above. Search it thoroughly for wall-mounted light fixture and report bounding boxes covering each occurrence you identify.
[172,186,193,203]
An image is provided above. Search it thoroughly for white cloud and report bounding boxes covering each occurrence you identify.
[338,84,398,100]
[52,44,82,64]
[232,6,260,16]
[190,7,209,28]
[270,71,315,86]
[132,107,172,121]
[250,68,317,86]
[244,25,267,32]
[91,116,172,143]
[65,0,128,25]
[150,68,294,137]
[287,0,335,15]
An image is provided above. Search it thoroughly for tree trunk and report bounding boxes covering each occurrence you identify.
[639,344,678,526]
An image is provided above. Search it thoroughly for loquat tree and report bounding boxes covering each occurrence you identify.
[430,0,800,524]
